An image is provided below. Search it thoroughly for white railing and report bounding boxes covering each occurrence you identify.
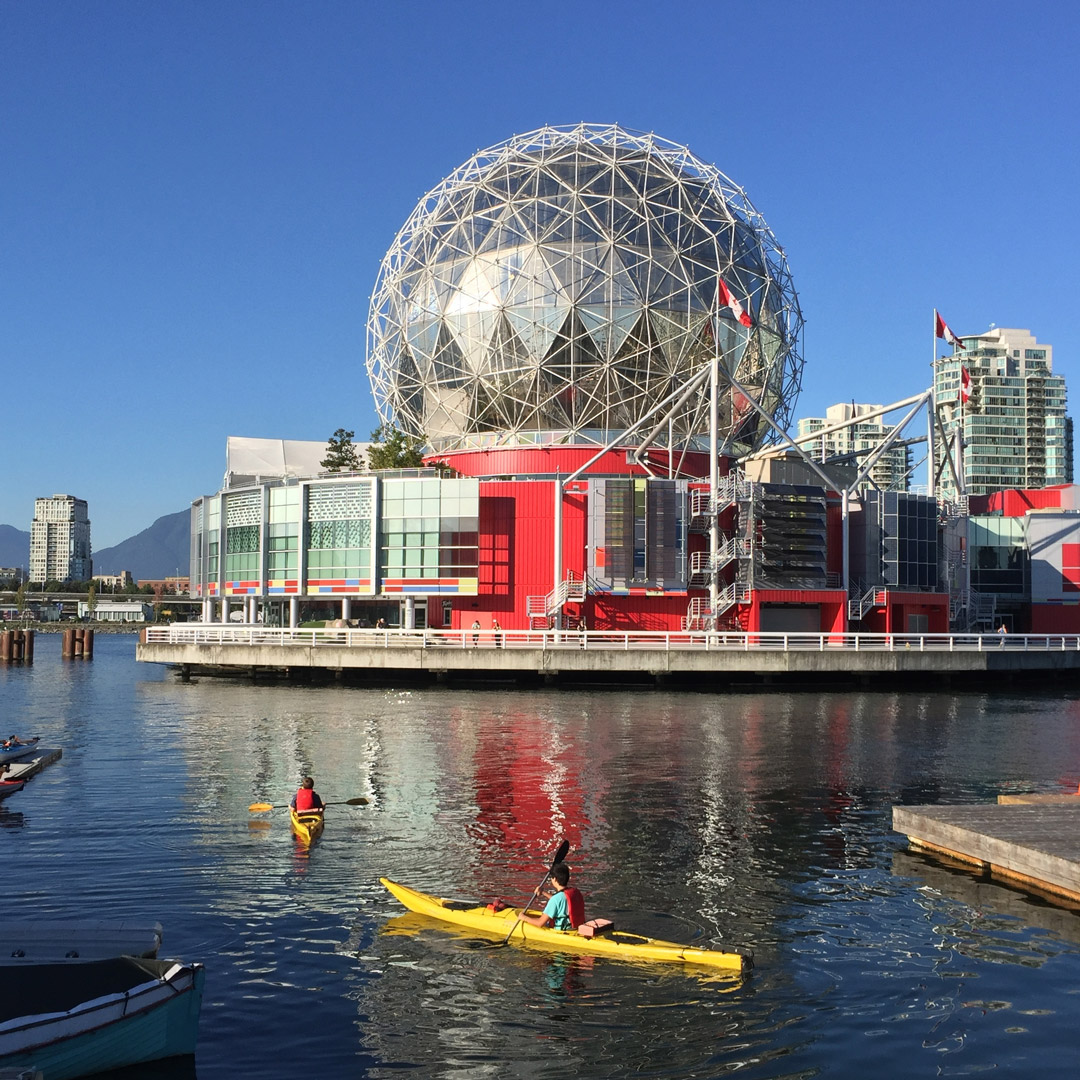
[142,626,1079,653]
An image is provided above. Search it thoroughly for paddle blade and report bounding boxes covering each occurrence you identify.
[248,802,275,813]
[551,839,570,867]
[343,797,370,806]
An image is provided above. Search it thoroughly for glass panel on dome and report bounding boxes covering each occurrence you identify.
[579,305,640,357]
[445,310,497,374]
[505,305,566,361]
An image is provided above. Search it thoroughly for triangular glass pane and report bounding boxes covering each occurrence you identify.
[505,304,566,361]
[579,304,640,357]
[444,310,498,374]
[445,259,499,314]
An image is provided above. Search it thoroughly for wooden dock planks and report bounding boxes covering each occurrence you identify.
[892,802,1080,905]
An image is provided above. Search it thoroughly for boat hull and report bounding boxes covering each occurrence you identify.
[0,957,204,1080]
[290,807,324,843]
[0,742,40,764]
[0,782,24,801]
[380,878,752,972]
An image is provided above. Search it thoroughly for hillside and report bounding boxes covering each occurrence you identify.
[93,510,190,580]
[0,524,30,569]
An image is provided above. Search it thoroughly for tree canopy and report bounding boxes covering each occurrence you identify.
[367,423,425,470]
[321,428,364,472]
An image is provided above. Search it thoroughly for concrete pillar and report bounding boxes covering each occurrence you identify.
[289,597,299,628]
[403,596,416,630]
[342,597,351,623]
[222,598,231,624]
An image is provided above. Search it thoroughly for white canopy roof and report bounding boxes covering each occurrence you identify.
[223,436,369,488]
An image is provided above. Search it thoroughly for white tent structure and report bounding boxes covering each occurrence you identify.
[223,436,370,488]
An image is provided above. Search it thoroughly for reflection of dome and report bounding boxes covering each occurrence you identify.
[367,123,803,455]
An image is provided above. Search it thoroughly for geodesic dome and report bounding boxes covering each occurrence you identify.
[367,123,803,455]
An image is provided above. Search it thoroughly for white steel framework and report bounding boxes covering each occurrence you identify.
[367,124,804,454]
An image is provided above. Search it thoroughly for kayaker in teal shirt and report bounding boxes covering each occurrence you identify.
[519,863,585,931]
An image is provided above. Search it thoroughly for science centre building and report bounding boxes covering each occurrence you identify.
[189,124,953,636]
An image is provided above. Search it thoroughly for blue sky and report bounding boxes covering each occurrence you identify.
[3,1,1077,548]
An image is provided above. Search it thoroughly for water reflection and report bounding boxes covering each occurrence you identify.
[6,637,1080,1078]
[893,849,1080,957]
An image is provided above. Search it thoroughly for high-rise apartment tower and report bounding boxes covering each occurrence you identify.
[796,403,911,491]
[29,494,92,584]
[934,328,1071,501]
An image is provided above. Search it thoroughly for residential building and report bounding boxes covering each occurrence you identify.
[93,571,134,590]
[934,328,1071,501]
[29,495,92,584]
[796,403,911,491]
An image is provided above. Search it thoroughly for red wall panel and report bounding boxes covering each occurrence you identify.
[1030,604,1080,634]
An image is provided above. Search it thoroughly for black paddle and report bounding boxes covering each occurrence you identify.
[495,838,570,947]
[248,797,369,812]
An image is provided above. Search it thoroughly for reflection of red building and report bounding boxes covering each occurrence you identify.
[469,710,588,867]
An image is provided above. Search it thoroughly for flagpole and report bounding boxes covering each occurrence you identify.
[928,310,937,498]
[709,301,720,633]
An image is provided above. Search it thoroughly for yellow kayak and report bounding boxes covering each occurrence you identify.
[290,807,325,843]
[380,878,752,972]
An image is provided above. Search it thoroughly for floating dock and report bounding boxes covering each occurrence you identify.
[4,748,62,782]
[893,801,1080,905]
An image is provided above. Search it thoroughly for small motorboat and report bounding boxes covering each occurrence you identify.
[0,955,204,1079]
[290,806,325,844]
[0,781,24,802]
[1,921,163,964]
[0,741,40,764]
[380,878,753,973]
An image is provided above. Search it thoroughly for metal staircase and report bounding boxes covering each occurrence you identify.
[687,538,747,586]
[848,584,886,622]
[527,572,587,630]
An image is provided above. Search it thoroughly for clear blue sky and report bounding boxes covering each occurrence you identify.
[3,1,1077,547]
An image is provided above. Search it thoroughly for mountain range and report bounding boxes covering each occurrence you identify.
[0,511,190,580]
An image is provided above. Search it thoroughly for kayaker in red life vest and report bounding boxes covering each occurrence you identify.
[518,862,584,930]
[290,777,324,813]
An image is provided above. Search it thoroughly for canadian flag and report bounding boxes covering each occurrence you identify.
[960,365,972,403]
[935,310,965,349]
[718,277,752,327]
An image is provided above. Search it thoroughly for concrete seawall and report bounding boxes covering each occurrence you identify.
[136,637,1080,689]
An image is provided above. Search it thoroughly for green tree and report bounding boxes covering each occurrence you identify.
[15,582,26,613]
[87,582,96,617]
[321,428,364,472]
[367,423,425,470]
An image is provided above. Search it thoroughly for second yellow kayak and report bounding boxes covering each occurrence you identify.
[290,807,325,843]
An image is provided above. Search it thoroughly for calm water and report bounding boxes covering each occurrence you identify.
[3,636,1080,1078]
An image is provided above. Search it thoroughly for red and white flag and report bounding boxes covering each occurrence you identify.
[718,277,752,327]
[960,365,972,403]
[935,310,965,349]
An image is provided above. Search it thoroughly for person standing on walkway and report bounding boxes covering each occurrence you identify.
[471,619,481,646]
[491,618,502,648]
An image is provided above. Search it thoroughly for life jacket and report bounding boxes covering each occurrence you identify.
[564,887,584,929]
[295,787,319,812]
